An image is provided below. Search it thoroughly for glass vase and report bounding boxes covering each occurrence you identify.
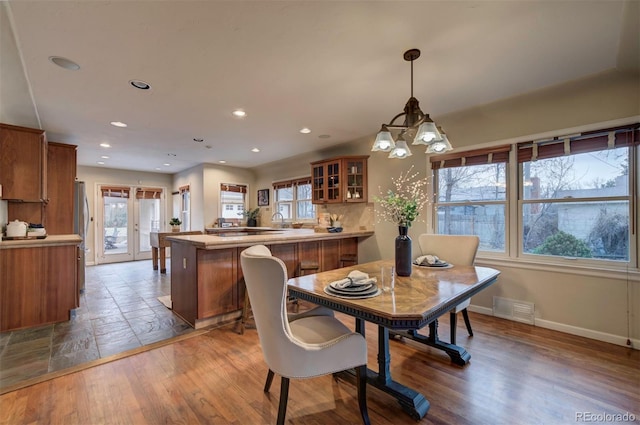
[395,226,412,276]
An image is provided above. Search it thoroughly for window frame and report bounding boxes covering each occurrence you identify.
[273,177,316,223]
[516,127,637,267]
[429,122,639,270]
[431,146,511,258]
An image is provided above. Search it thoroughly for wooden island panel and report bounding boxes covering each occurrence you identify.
[168,231,372,329]
[197,248,238,319]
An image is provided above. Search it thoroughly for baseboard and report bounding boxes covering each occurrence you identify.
[467,305,639,350]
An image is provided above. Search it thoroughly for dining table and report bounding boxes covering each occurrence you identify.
[287,259,500,420]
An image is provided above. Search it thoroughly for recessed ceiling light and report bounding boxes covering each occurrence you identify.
[219,160,227,164]
[155,167,161,171]
[318,134,331,139]
[232,109,246,118]
[193,138,204,143]
[205,145,213,149]
[97,161,105,165]
[251,148,260,153]
[167,153,177,157]
[101,155,109,159]
[49,56,80,70]
[300,128,311,134]
[100,143,111,148]
[110,121,127,128]
[163,163,171,166]
[129,79,151,90]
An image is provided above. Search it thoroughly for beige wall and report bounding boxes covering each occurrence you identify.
[77,166,173,265]
[253,68,640,347]
[175,164,256,229]
[0,3,39,129]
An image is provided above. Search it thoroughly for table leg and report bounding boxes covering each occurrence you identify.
[352,320,430,420]
[160,247,167,274]
[152,247,159,270]
[391,321,471,366]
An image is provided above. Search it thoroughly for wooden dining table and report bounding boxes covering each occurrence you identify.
[287,259,500,420]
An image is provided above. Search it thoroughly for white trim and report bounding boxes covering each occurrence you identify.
[475,257,640,282]
[468,305,639,350]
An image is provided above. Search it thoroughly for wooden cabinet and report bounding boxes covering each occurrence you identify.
[311,156,368,204]
[0,123,47,201]
[46,142,77,234]
[0,244,78,331]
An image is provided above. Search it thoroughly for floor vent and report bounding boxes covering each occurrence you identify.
[493,296,535,325]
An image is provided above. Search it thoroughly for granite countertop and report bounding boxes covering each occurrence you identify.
[0,234,82,249]
[168,228,374,249]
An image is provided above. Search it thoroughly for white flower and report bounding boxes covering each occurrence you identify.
[374,166,430,227]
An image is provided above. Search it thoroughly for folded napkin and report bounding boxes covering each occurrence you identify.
[330,270,377,289]
[414,255,444,266]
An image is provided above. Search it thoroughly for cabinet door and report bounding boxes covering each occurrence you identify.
[320,239,341,271]
[0,124,47,201]
[198,248,238,318]
[270,243,298,279]
[46,142,77,234]
[344,158,368,203]
[311,159,342,204]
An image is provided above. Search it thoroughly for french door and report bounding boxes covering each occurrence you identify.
[96,185,165,264]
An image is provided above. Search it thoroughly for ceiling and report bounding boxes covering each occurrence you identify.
[4,1,638,173]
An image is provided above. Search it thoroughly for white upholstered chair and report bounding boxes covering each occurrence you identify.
[418,234,480,345]
[240,244,370,425]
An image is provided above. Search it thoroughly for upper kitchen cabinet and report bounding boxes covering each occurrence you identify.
[311,156,368,204]
[0,123,47,201]
[46,142,77,234]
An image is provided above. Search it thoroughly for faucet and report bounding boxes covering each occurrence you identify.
[271,212,285,228]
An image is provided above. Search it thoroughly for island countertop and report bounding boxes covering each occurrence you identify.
[167,228,373,249]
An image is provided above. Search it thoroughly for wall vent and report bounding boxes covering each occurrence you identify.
[493,296,535,325]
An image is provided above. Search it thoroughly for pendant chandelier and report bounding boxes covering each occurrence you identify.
[371,49,453,159]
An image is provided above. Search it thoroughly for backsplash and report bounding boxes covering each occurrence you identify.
[316,203,375,231]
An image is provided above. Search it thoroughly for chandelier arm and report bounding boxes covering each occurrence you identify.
[385,112,408,128]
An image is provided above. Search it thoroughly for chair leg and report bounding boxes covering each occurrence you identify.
[276,376,290,425]
[462,308,473,337]
[450,311,457,345]
[264,369,275,392]
[356,365,371,425]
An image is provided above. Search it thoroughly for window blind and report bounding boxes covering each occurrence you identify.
[220,183,247,193]
[517,124,639,163]
[430,146,511,170]
[100,186,130,198]
[135,187,163,199]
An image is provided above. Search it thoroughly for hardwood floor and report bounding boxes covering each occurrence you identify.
[0,309,638,424]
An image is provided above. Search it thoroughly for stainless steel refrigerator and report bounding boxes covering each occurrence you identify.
[74,181,89,292]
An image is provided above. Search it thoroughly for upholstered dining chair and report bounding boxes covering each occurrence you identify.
[418,234,480,345]
[240,244,370,425]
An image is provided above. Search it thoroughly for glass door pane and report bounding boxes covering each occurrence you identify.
[136,198,161,258]
[99,194,133,263]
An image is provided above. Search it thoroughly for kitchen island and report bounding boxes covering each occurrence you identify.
[167,228,373,328]
[0,235,82,331]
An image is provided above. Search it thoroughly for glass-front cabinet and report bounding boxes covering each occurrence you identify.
[311,156,368,204]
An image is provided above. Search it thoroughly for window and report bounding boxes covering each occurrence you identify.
[432,147,510,253]
[273,177,315,222]
[220,183,247,220]
[518,126,636,262]
[180,185,190,231]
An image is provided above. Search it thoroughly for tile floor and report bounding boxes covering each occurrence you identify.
[0,260,194,390]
